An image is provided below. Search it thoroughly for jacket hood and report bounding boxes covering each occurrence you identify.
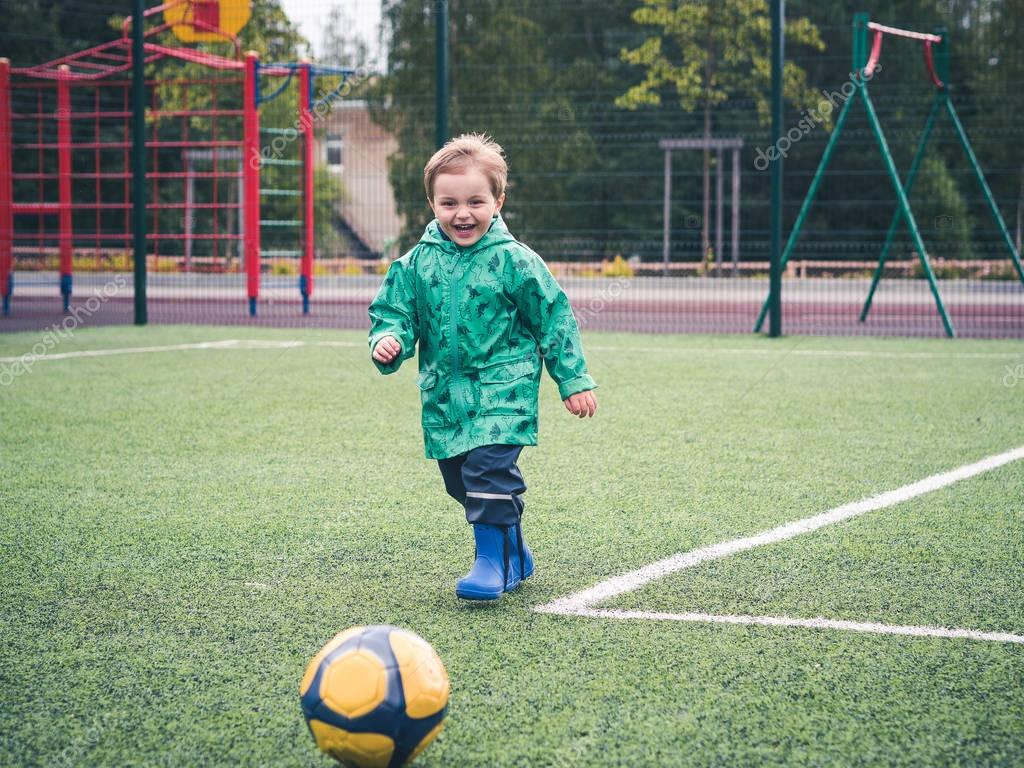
[419,213,517,253]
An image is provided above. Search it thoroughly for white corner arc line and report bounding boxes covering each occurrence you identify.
[535,445,1024,643]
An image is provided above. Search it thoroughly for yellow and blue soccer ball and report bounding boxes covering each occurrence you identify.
[299,625,450,767]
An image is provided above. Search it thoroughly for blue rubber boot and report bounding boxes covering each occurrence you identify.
[456,523,533,600]
[516,523,535,581]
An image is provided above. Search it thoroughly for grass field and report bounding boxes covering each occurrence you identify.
[2,325,1023,767]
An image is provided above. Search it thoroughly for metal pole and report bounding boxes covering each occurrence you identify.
[237,157,244,265]
[131,0,147,324]
[58,65,72,312]
[945,98,1024,286]
[0,58,12,315]
[299,60,314,314]
[435,0,448,149]
[1017,171,1022,257]
[715,146,723,276]
[768,0,784,336]
[183,154,193,272]
[936,22,1022,285]
[753,83,857,332]
[243,51,261,317]
[861,94,941,321]
[662,148,671,277]
[861,87,954,337]
[731,147,740,277]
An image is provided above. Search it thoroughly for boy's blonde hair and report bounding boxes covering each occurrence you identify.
[423,133,508,201]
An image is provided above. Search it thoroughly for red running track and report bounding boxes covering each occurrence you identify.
[1,295,1021,338]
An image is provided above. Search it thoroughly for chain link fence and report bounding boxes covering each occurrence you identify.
[1,0,1021,337]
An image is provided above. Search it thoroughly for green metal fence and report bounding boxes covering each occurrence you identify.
[0,0,1021,338]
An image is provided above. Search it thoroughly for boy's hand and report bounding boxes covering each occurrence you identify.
[563,390,597,418]
[372,336,402,364]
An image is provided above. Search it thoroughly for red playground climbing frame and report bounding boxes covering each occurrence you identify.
[0,0,354,318]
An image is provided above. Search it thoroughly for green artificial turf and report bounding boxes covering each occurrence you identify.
[1,326,1022,766]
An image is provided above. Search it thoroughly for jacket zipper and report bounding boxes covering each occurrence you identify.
[444,233,491,424]
[449,261,468,423]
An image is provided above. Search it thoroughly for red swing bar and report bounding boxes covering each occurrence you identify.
[862,21,945,88]
[866,22,942,43]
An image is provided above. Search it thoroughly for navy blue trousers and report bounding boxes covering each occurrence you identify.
[437,444,527,526]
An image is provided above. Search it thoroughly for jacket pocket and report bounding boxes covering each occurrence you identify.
[417,371,447,427]
[478,359,535,384]
[477,358,537,416]
[416,371,438,390]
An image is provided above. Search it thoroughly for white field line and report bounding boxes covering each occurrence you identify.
[567,608,1024,645]
[0,339,243,362]
[0,339,363,363]
[0,338,1017,364]
[588,345,1019,359]
[535,444,1024,644]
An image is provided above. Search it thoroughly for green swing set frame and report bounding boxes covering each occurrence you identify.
[755,13,1024,338]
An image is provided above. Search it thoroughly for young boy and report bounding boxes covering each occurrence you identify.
[368,134,598,601]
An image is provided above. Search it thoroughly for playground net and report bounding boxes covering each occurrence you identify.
[0,0,1021,339]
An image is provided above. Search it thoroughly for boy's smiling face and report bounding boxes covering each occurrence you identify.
[429,167,505,248]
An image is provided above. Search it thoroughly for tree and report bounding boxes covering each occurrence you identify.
[962,0,1024,259]
[320,3,370,68]
[371,1,559,249]
[0,0,116,66]
[616,0,825,261]
[371,0,642,256]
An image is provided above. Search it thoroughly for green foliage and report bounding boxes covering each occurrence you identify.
[319,3,370,68]
[5,0,1020,271]
[780,0,1021,270]
[979,262,1023,280]
[962,0,1024,260]
[314,165,348,256]
[0,0,114,66]
[370,0,630,253]
[616,0,826,126]
[912,155,976,261]
[602,254,635,277]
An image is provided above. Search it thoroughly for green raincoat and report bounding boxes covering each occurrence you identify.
[368,214,596,459]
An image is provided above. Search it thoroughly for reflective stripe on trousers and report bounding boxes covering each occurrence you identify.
[437,444,526,525]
